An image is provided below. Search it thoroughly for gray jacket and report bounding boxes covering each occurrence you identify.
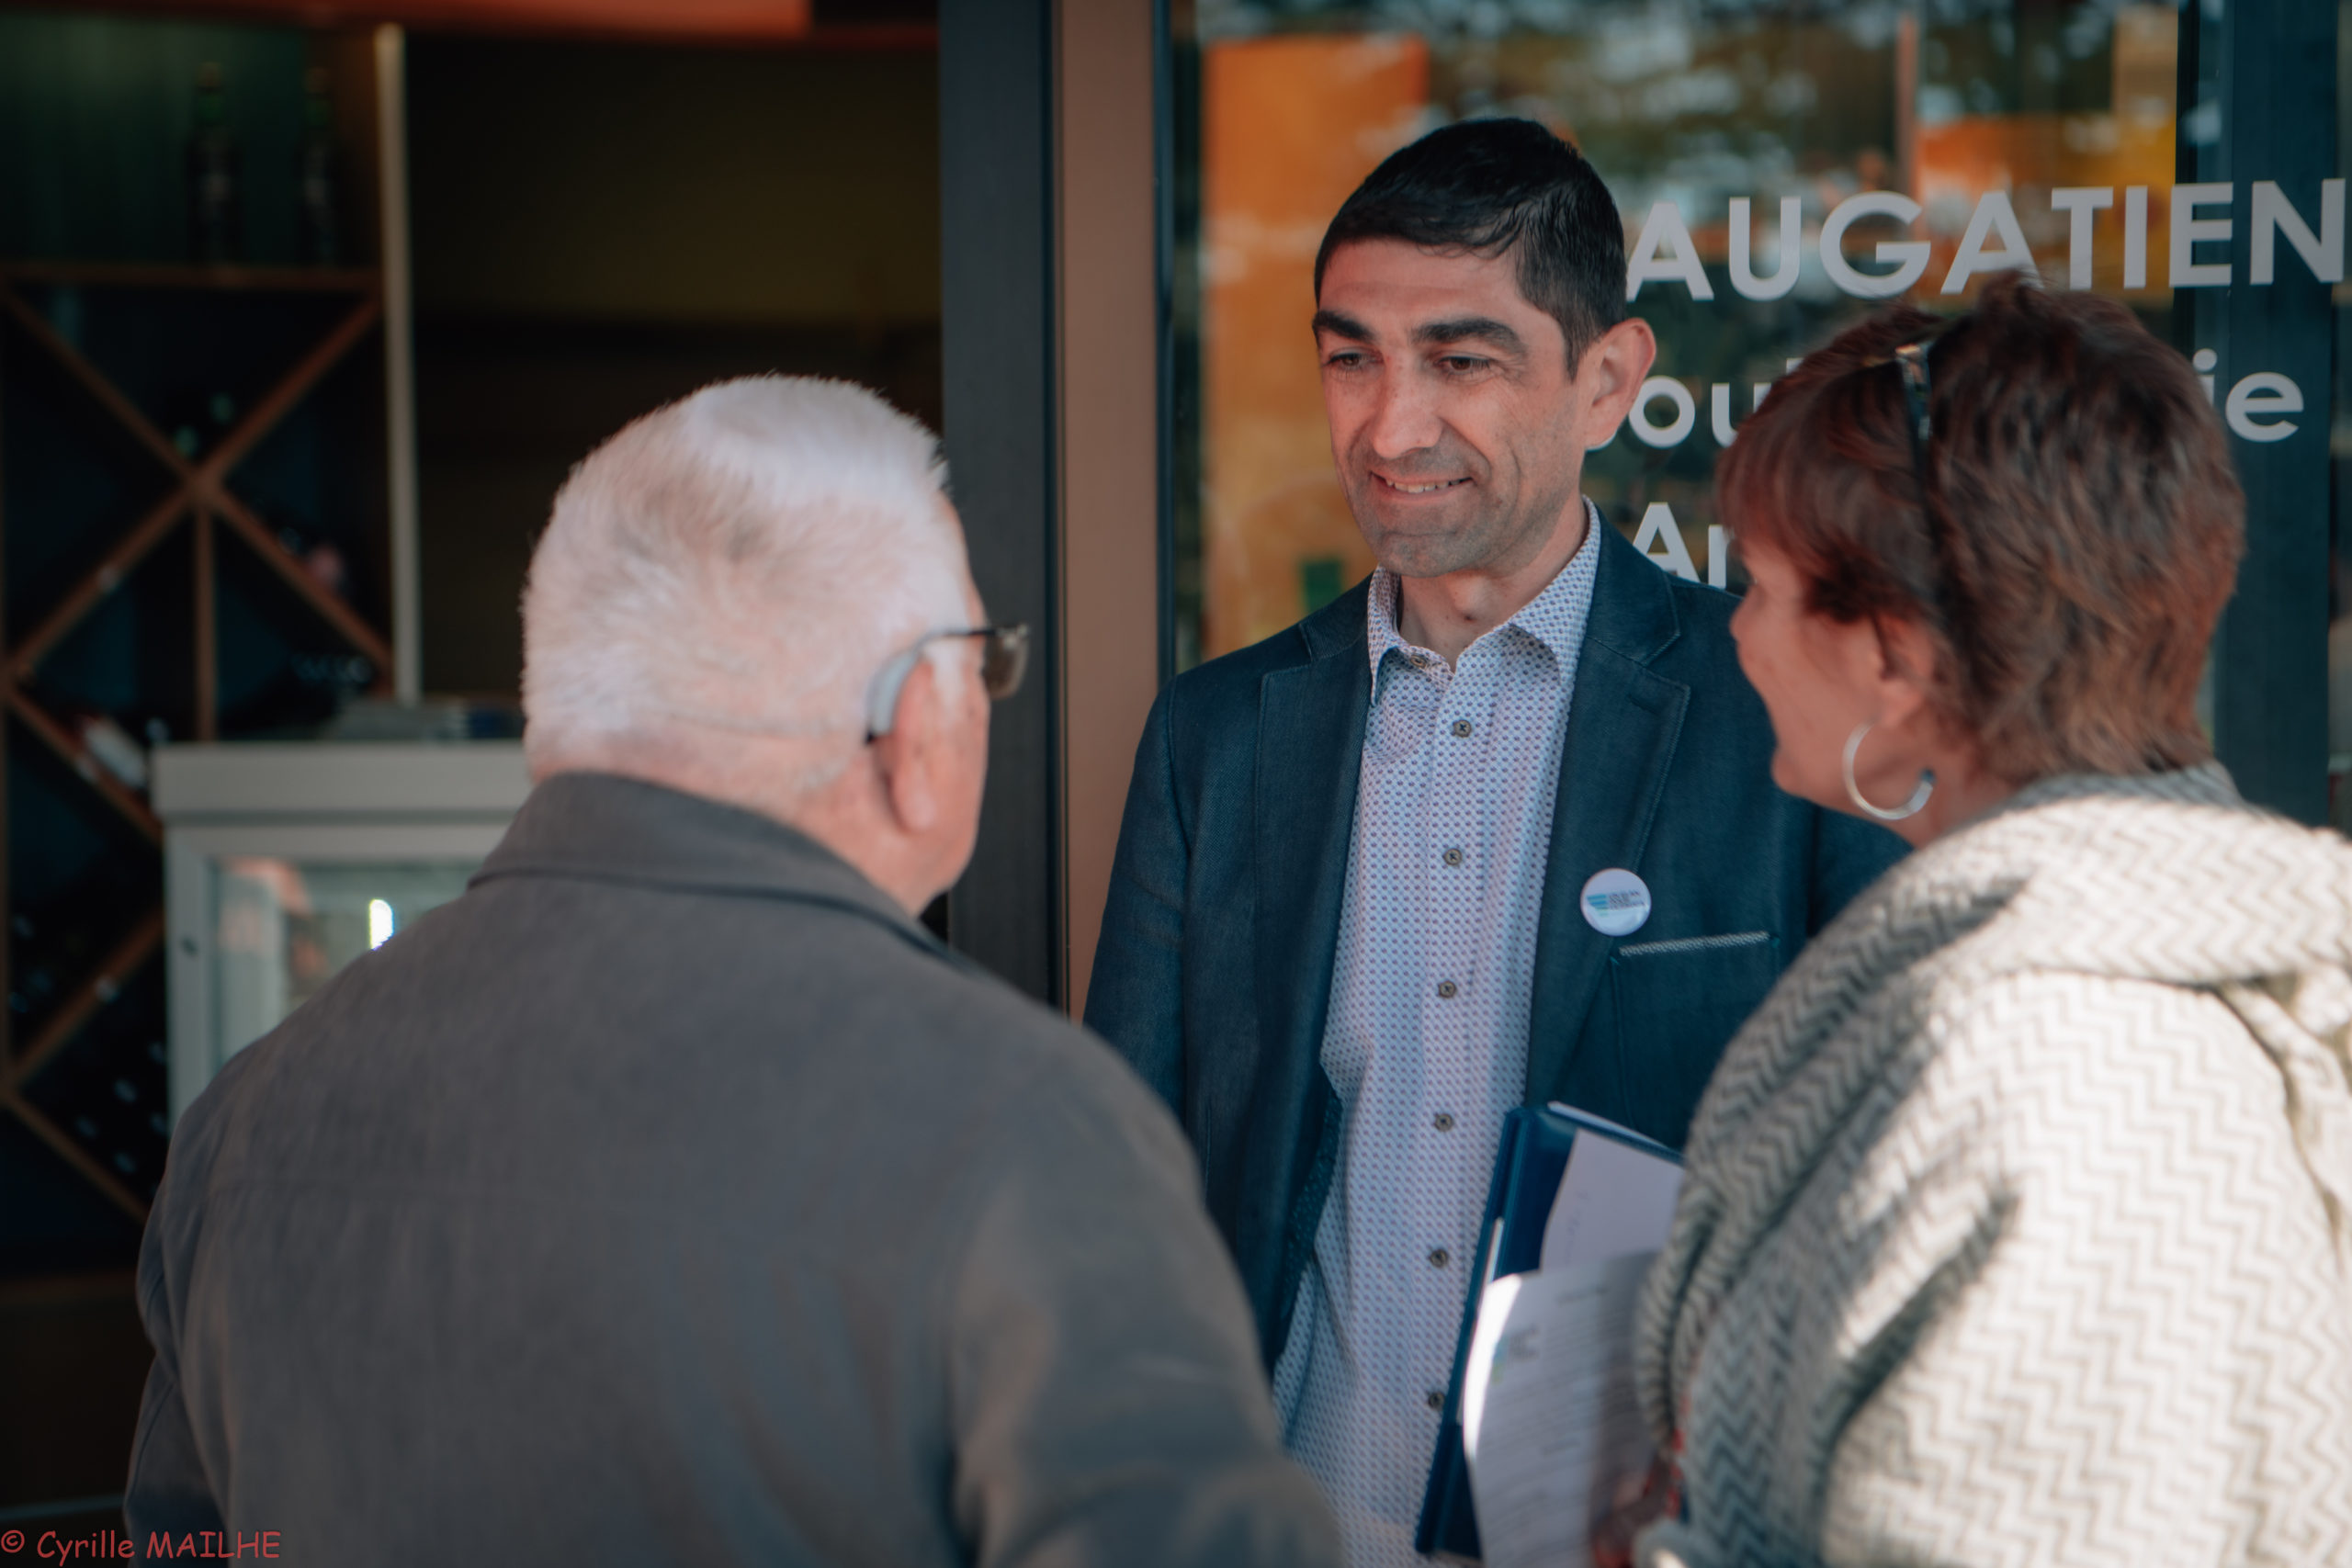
[127,772,1340,1568]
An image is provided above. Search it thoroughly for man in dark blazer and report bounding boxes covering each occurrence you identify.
[128,379,1340,1568]
[1084,122,1901,1562]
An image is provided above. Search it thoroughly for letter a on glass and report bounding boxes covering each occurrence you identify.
[1942,191,2036,293]
[1632,502,1699,581]
[1627,201,1714,301]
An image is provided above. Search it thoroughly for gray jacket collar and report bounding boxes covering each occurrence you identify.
[474,771,939,953]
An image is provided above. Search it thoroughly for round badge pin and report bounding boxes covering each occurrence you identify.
[1580,867,1653,937]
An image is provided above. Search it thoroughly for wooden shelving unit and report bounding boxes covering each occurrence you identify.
[0,259,397,1224]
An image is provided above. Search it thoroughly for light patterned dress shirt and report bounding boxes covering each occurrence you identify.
[1272,504,1601,1567]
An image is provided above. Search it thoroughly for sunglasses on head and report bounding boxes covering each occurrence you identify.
[1856,313,1970,613]
[1860,313,1967,501]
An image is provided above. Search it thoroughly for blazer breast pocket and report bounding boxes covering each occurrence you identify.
[1608,931,1781,1148]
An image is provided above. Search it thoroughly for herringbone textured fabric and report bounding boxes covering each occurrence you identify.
[1635,765,2352,1568]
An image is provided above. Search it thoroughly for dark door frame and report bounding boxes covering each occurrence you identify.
[2187,0,2338,824]
[939,0,1062,1001]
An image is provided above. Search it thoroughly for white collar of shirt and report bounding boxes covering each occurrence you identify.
[1363,495,1604,687]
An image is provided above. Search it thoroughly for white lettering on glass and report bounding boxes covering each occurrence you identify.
[1941,191,2037,293]
[2249,179,2346,285]
[1605,183,2335,314]
[1728,196,1802,301]
[2123,185,2150,288]
[2225,372,2303,443]
[1629,378,1696,447]
[1626,201,1713,301]
[2049,186,2114,288]
[2193,348,2218,405]
[1820,191,1930,299]
[1709,383,1770,446]
[2170,183,2234,288]
[1706,525,1728,590]
[1633,502,1700,581]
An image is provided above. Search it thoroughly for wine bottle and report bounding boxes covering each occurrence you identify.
[187,62,242,264]
[297,66,339,266]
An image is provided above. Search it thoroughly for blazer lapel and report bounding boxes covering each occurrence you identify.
[1238,588,1371,1273]
[1523,525,1693,1102]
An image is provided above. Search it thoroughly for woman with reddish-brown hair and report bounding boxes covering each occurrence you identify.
[1626,274,2352,1567]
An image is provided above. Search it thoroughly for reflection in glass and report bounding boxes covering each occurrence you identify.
[213,858,473,1061]
[1176,1,2188,658]
[1176,1,2345,819]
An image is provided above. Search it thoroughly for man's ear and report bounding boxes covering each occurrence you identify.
[1573,317,1657,449]
[869,655,946,837]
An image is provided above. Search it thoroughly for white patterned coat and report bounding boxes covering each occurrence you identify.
[1635,766,2352,1568]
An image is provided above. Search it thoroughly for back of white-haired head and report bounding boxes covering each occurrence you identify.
[521,377,970,788]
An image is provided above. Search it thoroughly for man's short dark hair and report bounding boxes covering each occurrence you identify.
[1314,118,1628,369]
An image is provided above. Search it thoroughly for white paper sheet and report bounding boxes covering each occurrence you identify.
[1459,1253,1658,1568]
[1539,1132,1684,1271]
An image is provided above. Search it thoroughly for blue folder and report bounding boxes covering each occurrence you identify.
[1413,1103,1680,1562]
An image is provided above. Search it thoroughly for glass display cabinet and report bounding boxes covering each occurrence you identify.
[153,741,529,1122]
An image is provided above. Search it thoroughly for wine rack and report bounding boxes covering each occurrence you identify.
[0,259,394,1233]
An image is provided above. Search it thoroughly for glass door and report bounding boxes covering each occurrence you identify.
[1166,0,2344,825]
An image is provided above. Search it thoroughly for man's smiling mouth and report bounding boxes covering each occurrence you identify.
[1376,475,1471,495]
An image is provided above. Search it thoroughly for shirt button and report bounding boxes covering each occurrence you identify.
[1426,1390,1445,1412]
[1429,1247,1451,1269]
[1442,847,1464,868]
[1432,1111,1455,1132]
[1451,718,1474,738]
[1435,979,1459,999]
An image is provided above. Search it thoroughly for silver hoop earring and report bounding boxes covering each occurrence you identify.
[1843,720,1934,822]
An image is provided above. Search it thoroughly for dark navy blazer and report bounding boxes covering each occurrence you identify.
[1082,521,1905,1370]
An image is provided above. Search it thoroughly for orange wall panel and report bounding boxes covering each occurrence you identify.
[1200,34,1428,658]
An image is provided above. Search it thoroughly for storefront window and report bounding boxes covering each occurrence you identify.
[1168,0,2346,826]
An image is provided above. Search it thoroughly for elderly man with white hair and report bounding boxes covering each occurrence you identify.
[125,378,1342,1568]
